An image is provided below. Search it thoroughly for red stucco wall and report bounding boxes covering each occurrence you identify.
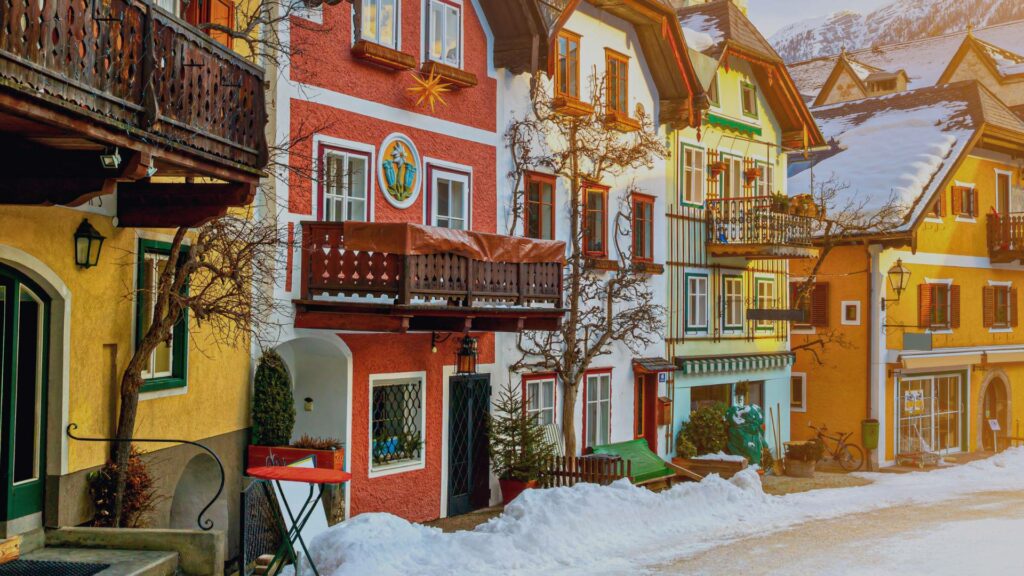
[287,99,497,232]
[342,332,495,521]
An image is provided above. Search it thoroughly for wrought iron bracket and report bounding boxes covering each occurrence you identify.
[66,423,225,531]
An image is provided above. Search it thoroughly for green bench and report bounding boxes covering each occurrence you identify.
[591,439,702,488]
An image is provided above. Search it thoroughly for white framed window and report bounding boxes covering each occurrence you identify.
[585,371,611,448]
[720,155,744,199]
[757,162,774,197]
[427,0,461,67]
[430,166,470,229]
[681,145,705,206]
[155,0,179,16]
[369,373,426,476]
[323,148,370,222]
[841,300,861,326]
[755,277,776,331]
[791,373,806,412]
[140,251,174,379]
[723,274,743,329]
[686,274,709,332]
[360,0,399,49]
[525,376,556,425]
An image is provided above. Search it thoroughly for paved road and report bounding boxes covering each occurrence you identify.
[655,490,1024,575]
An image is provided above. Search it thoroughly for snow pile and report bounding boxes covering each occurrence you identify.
[298,448,1024,576]
[692,451,747,462]
[678,14,723,51]
[790,100,970,228]
[682,27,715,52]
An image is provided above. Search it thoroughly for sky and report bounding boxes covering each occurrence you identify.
[746,0,894,37]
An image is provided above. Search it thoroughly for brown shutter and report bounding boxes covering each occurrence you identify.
[938,191,946,217]
[971,189,979,217]
[811,283,829,327]
[951,187,962,215]
[1013,287,1020,328]
[950,284,961,329]
[918,283,932,328]
[983,286,996,328]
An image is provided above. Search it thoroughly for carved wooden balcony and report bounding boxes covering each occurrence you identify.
[0,0,267,208]
[296,222,566,333]
[987,213,1024,263]
[706,196,818,259]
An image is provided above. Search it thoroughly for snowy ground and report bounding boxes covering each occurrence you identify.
[299,449,1024,575]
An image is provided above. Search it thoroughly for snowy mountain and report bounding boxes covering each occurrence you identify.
[769,0,1024,63]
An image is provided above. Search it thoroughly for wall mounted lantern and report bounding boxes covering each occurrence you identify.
[881,258,912,311]
[455,335,478,375]
[74,218,106,269]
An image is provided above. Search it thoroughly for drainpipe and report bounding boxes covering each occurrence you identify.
[868,244,888,470]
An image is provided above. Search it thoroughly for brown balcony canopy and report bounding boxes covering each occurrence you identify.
[342,222,566,264]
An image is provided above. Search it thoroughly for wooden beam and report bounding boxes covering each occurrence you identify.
[295,309,411,332]
[116,181,256,227]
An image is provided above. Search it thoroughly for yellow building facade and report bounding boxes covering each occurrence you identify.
[790,80,1024,467]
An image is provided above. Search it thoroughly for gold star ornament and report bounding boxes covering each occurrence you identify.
[408,70,452,112]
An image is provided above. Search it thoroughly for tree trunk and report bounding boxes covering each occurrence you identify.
[111,370,143,527]
[561,381,579,457]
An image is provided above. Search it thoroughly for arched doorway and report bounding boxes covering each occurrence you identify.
[170,453,228,531]
[274,337,349,444]
[982,375,1009,451]
[0,264,50,523]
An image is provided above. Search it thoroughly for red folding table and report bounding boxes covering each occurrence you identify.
[247,466,352,576]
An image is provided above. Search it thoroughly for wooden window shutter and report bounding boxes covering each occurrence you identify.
[970,189,979,217]
[950,284,961,328]
[938,191,946,217]
[1013,287,1020,328]
[983,286,996,328]
[918,283,932,328]
[811,283,829,327]
[951,187,962,215]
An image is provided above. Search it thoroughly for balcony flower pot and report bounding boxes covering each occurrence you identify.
[743,167,762,184]
[770,193,789,214]
[498,478,539,504]
[789,194,820,218]
[708,161,728,177]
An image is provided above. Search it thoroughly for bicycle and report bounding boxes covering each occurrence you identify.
[808,422,865,471]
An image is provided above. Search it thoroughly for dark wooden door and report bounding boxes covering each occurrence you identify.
[447,374,491,517]
[634,374,658,453]
[983,379,1008,451]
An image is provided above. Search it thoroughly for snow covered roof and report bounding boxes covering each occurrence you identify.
[788,19,1024,100]
[674,0,778,62]
[789,81,1024,233]
[972,36,1024,78]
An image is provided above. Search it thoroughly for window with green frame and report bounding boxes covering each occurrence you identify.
[754,277,775,332]
[722,274,743,330]
[135,239,189,393]
[686,273,709,333]
[741,81,758,119]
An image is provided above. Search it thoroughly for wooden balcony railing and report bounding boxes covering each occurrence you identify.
[706,196,816,259]
[987,213,1024,263]
[300,222,564,308]
[0,0,267,169]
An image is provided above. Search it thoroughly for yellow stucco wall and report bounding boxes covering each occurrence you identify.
[789,244,872,445]
[0,206,251,474]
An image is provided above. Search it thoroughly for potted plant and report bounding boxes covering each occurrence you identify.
[672,403,746,479]
[247,351,346,471]
[770,193,790,213]
[489,381,555,504]
[743,166,762,184]
[784,440,823,478]
[789,194,820,218]
[708,160,728,177]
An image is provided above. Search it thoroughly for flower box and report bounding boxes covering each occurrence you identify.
[672,456,747,479]
[351,40,417,71]
[743,167,762,184]
[708,161,728,177]
[247,444,345,471]
[552,95,595,118]
[420,60,478,88]
[603,111,641,133]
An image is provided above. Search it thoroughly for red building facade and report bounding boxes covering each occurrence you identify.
[270,0,562,522]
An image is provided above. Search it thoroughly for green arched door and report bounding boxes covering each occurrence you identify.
[0,265,50,522]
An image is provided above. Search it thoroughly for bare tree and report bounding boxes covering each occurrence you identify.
[111,213,283,526]
[790,173,905,364]
[506,71,666,456]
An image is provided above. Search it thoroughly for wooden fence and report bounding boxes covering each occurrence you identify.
[540,456,631,488]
